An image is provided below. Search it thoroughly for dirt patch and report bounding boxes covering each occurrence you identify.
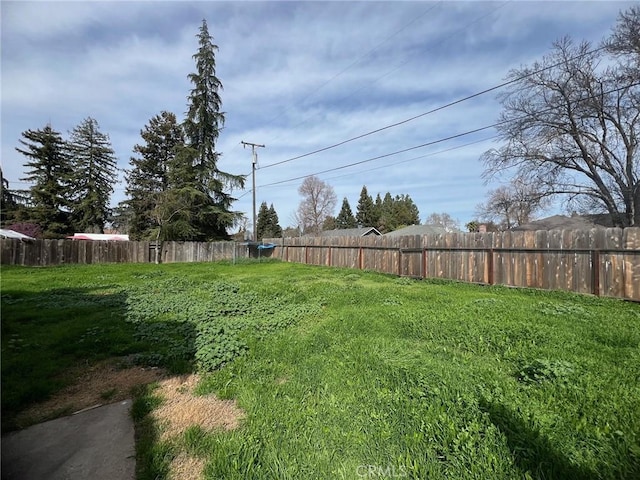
[15,358,167,427]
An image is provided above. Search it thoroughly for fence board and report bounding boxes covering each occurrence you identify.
[264,228,640,301]
[4,229,640,300]
[1,239,248,266]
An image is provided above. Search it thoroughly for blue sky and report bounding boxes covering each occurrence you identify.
[1,1,634,231]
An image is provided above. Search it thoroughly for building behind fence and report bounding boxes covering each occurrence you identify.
[2,228,639,301]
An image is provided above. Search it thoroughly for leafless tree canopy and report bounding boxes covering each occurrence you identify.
[482,9,639,227]
[424,212,461,232]
[295,176,337,234]
[476,180,548,230]
[606,6,640,60]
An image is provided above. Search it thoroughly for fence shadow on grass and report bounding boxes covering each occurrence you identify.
[479,399,596,480]
[1,284,200,432]
[1,286,133,431]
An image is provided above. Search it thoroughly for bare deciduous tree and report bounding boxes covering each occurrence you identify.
[424,212,461,232]
[295,176,337,234]
[606,6,640,61]
[482,17,640,227]
[476,180,548,230]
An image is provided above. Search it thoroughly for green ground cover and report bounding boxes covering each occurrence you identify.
[2,261,639,479]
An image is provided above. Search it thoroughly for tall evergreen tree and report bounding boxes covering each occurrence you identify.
[374,193,383,226]
[256,202,283,239]
[267,204,283,238]
[182,19,244,239]
[336,197,357,229]
[16,125,73,237]
[393,194,420,227]
[1,168,17,225]
[356,186,376,227]
[158,145,221,241]
[67,117,118,233]
[378,192,395,233]
[376,192,419,232]
[256,202,270,240]
[126,111,184,240]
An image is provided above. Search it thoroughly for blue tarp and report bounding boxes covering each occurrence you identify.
[257,243,276,250]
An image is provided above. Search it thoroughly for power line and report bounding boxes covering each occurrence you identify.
[255,82,633,190]
[234,136,496,199]
[315,135,498,184]
[261,123,500,188]
[259,44,606,170]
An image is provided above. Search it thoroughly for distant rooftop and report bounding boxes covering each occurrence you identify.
[0,229,35,241]
[67,233,130,241]
[384,224,447,237]
[317,227,381,237]
[512,214,614,231]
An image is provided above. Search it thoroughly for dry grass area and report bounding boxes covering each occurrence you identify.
[169,452,208,480]
[15,358,244,480]
[153,374,243,441]
[153,374,244,480]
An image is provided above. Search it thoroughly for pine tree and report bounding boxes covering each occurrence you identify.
[267,204,283,238]
[67,117,118,233]
[336,197,357,229]
[159,145,220,241]
[256,202,270,240]
[393,194,420,227]
[182,19,245,239]
[378,192,395,233]
[378,193,420,232]
[356,186,376,227]
[256,202,283,239]
[322,216,337,231]
[374,193,383,227]
[16,125,73,237]
[126,111,184,240]
[1,168,17,225]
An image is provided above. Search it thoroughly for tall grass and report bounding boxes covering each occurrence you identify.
[2,262,639,478]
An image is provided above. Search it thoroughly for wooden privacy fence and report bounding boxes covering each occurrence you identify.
[0,239,249,266]
[265,228,640,301]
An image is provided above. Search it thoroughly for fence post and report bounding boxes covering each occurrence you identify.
[328,245,332,267]
[398,248,402,276]
[358,246,363,270]
[422,248,426,279]
[591,249,600,296]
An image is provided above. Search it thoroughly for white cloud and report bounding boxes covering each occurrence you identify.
[2,0,635,229]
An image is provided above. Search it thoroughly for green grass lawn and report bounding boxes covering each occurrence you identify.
[2,261,639,479]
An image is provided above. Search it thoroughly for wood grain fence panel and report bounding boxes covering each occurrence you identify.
[495,232,507,286]
[623,229,640,300]
[601,228,624,298]
[433,234,445,279]
[388,236,399,275]
[534,231,547,290]
[3,231,638,300]
[574,230,591,294]
[544,230,559,292]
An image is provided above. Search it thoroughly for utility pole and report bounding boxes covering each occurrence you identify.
[241,141,265,242]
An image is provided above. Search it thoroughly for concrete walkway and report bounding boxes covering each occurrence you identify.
[1,400,135,480]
